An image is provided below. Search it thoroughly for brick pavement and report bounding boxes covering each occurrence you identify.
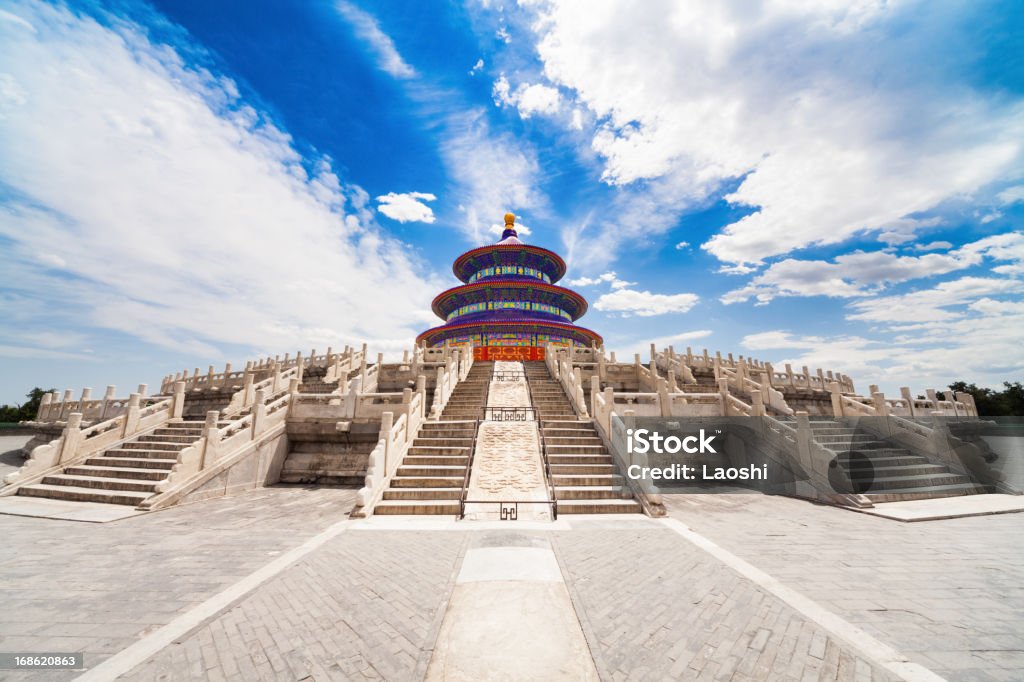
[553,527,899,681]
[665,493,1024,681]
[0,486,357,681]
[122,530,467,681]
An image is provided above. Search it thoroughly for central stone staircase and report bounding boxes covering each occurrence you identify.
[524,362,641,514]
[17,420,205,506]
[373,362,492,514]
[800,419,986,501]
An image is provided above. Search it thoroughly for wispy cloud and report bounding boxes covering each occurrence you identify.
[0,2,439,367]
[335,1,416,79]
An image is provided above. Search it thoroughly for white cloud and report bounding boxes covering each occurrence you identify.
[0,2,438,360]
[518,1,1024,266]
[376,191,437,223]
[722,232,1024,304]
[674,241,690,250]
[998,185,1024,204]
[488,221,532,237]
[593,288,699,316]
[846,276,1024,325]
[493,75,562,118]
[914,241,953,252]
[441,109,545,242]
[469,58,484,75]
[565,271,634,289]
[335,1,416,79]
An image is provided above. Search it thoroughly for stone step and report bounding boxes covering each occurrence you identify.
[549,464,615,475]
[556,498,642,514]
[543,427,598,437]
[542,420,589,428]
[853,472,972,491]
[382,488,462,501]
[403,455,469,466]
[413,437,474,447]
[18,483,151,506]
[278,471,364,485]
[554,485,632,500]
[548,454,614,465]
[396,465,466,477]
[121,441,186,451]
[65,465,169,481]
[407,445,472,457]
[374,500,461,515]
[390,476,464,488]
[860,484,985,502]
[820,441,893,451]
[139,434,197,444]
[838,453,927,466]
[846,463,949,478]
[552,474,623,486]
[546,444,608,455]
[544,436,604,446]
[105,448,186,460]
[41,474,159,493]
[86,456,176,469]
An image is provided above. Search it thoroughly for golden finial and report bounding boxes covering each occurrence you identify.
[504,212,515,226]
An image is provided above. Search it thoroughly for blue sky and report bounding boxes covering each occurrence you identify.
[0,0,1022,404]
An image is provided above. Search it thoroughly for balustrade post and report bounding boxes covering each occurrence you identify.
[760,372,771,407]
[751,391,765,417]
[222,363,232,388]
[416,375,426,417]
[900,387,914,416]
[828,382,843,418]
[272,363,282,393]
[872,392,889,417]
[785,364,795,388]
[202,410,220,468]
[252,389,267,436]
[380,411,394,472]
[816,368,826,388]
[78,388,92,418]
[926,389,938,406]
[100,385,116,420]
[123,393,142,436]
[295,352,304,383]
[47,391,60,420]
[58,413,84,464]
[658,377,671,417]
[289,378,300,394]
[243,371,255,406]
[172,382,185,420]
[60,389,74,420]
[37,392,52,421]
[869,384,879,396]
[718,378,730,416]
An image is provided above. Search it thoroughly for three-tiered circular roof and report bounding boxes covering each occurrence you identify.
[416,213,602,348]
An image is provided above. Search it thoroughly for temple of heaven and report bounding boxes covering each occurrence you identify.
[416,213,603,361]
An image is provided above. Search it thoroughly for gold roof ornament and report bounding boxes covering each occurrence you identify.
[504,212,515,226]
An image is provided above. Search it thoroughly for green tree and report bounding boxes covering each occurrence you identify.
[0,387,56,424]
[948,381,1024,416]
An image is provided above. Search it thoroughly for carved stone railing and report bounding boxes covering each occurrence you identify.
[428,346,473,419]
[32,384,154,425]
[140,380,298,511]
[2,384,187,494]
[545,344,589,417]
[354,388,427,517]
[668,345,856,394]
[159,345,363,394]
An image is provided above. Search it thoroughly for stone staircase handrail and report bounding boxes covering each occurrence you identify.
[2,385,184,493]
[354,387,427,515]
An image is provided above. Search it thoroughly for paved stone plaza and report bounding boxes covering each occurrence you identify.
[0,485,1020,680]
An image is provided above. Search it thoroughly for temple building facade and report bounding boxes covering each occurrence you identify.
[416,213,602,361]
